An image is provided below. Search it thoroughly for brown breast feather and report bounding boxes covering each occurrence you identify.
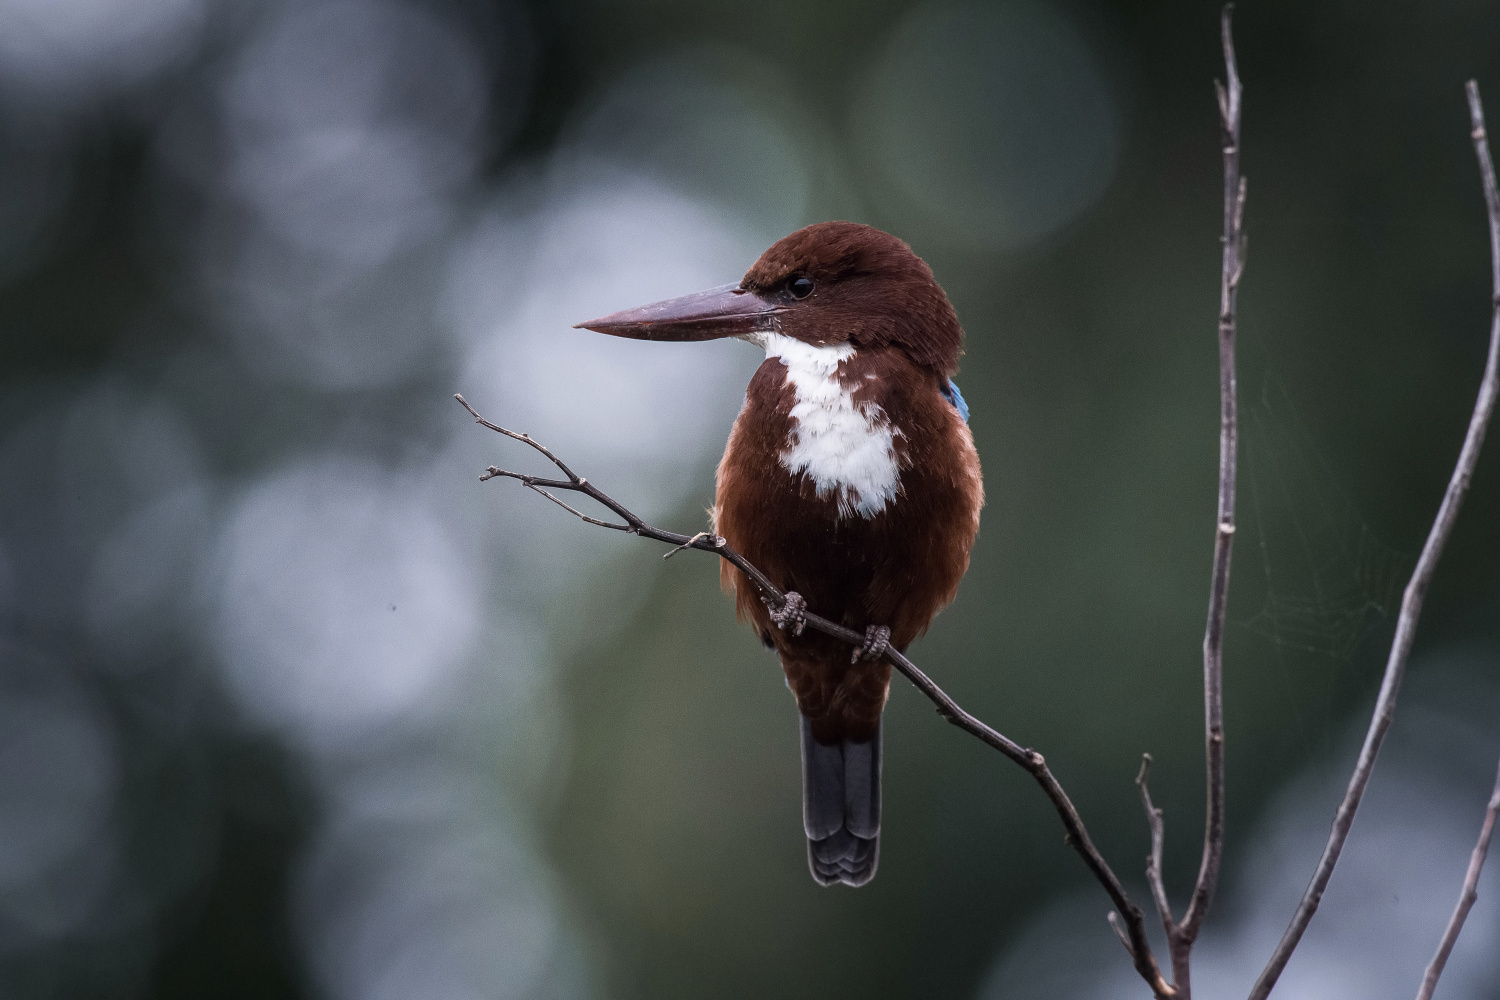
[712,345,983,742]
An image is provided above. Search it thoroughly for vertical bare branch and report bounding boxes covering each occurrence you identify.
[1248,79,1500,1000]
[1416,758,1500,1000]
[1135,11,1243,998]
[1179,9,1242,979]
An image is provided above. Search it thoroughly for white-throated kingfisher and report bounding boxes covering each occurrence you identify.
[576,221,983,887]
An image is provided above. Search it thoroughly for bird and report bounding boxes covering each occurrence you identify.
[575,221,983,887]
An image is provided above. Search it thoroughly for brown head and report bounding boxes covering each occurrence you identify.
[575,221,965,376]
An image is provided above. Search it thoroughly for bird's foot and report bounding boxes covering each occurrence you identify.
[852,625,891,663]
[769,591,808,636]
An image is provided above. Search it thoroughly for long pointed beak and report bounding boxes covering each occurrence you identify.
[573,283,782,341]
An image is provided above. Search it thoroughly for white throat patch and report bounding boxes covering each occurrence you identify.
[743,332,902,519]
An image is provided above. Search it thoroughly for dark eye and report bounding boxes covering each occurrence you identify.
[788,275,814,299]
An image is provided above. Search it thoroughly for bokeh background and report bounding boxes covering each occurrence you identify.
[1,1,1498,997]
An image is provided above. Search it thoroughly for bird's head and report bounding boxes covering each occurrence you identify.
[575,221,964,375]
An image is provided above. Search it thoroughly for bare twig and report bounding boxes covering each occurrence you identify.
[1416,758,1500,1000]
[1137,755,1174,942]
[1135,11,1243,997]
[663,531,719,560]
[455,391,1176,998]
[1248,79,1500,1000]
[1183,0,1242,964]
[1108,910,1135,957]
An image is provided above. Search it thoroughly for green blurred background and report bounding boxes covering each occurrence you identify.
[1,1,1498,998]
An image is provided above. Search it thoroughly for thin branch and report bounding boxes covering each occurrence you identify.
[1108,911,1135,957]
[1137,755,1174,942]
[1416,758,1500,1000]
[663,531,718,560]
[1137,12,1243,998]
[1180,6,1242,974]
[456,392,1177,999]
[524,482,631,531]
[1248,79,1500,1000]
[459,395,586,482]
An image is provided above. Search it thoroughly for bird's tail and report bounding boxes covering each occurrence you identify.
[800,714,881,887]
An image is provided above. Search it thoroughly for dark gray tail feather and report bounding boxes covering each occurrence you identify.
[800,715,881,887]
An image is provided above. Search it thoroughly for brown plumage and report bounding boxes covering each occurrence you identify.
[713,343,981,742]
[577,221,983,887]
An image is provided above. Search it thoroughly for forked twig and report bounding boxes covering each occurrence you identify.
[1416,758,1500,1000]
[455,391,1176,998]
[1247,79,1500,1000]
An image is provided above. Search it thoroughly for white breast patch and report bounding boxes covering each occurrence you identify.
[743,332,903,519]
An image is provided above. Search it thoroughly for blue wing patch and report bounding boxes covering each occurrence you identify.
[940,378,970,423]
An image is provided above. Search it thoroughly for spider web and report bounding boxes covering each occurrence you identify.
[1239,378,1408,665]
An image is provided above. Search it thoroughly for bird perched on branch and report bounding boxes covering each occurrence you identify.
[576,221,983,887]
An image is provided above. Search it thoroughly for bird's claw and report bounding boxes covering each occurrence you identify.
[770,591,808,636]
[852,624,891,663]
